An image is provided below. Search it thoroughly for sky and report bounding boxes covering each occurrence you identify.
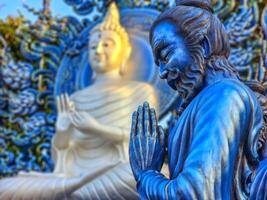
[0,0,82,21]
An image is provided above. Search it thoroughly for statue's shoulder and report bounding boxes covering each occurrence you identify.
[214,78,252,94]
[190,78,262,126]
[70,80,156,100]
[200,78,258,105]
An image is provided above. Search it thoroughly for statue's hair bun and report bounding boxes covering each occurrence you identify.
[175,0,214,13]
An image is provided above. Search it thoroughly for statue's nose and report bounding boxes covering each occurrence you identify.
[96,43,103,54]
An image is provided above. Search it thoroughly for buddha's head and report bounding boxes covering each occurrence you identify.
[89,3,132,74]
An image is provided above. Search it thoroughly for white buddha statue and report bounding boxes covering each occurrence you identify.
[0,3,159,200]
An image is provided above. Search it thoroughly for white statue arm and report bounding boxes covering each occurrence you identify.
[53,94,73,150]
[70,110,130,142]
[58,93,129,143]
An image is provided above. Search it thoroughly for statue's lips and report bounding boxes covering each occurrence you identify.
[163,70,180,82]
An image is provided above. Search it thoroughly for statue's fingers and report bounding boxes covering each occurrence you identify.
[129,137,137,162]
[65,93,70,103]
[65,93,70,109]
[56,96,62,112]
[137,105,143,137]
[128,113,141,169]
[60,94,66,112]
[63,93,70,112]
[129,141,138,169]
[143,102,151,166]
[151,108,157,137]
[66,93,75,112]
[158,126,165,147]
[130,133,142,168]
[131,111,137,138]
[136,106,145,169]
[137,133,145,169]
[133,139,142,168]
[143,102,150,137]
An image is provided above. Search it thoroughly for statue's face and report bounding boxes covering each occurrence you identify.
[89,30,123,73]
[151,21,194,90]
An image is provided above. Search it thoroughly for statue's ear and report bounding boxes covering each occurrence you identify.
[201,36,211,59]
[120,45,132,75]
[125,45,132,62]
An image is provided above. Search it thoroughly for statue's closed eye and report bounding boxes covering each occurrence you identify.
[159,45,175,65]
[160,48,170,64]
[102,39,115,48]
[159,56,168,65]
[153,39,171,65]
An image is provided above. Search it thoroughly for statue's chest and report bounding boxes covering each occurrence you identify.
[73,83,146,128]
[76,89,128,111]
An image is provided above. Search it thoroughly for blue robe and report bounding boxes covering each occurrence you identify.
[137,78,262,200]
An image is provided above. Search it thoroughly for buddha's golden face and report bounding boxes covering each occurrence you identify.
[89,30,123,73]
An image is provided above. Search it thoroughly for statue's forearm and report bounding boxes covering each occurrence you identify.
[137,170,195,199]
[137,170,169,199]
[0,166,112,200]
[92,124,130,142]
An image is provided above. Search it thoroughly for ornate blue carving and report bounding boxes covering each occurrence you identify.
[64,0,95,15]
[0,88,7,110]
[2,62,33,90]
[9,89,38,115]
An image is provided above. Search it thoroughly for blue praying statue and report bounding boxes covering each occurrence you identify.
[129,0,267,199]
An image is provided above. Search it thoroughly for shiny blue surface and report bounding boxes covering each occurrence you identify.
[129,1,265,199]
[132,78,262,199]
